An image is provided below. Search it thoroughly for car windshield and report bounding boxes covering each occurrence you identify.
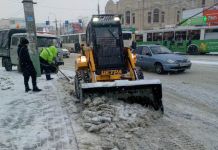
[150,46,172,54]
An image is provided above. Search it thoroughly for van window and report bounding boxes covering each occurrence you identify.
[12,37,19,46]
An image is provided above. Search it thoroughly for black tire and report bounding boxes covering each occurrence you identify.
[74,74,82,101]
[4,58,12,71]
[187,45,199,55]
[155,63,164,74]
[136,68,144,79]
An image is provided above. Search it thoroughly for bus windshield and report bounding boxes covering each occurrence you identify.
[150,46,172,54]
[37,37,58,47]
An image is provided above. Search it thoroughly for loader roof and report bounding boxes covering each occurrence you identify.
[90,14,121,26]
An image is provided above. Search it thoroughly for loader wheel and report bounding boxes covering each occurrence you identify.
[136,69,144,79]
[74,74,83,101]
[155,63,164,74]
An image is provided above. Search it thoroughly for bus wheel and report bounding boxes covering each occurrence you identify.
[187,45,199,55]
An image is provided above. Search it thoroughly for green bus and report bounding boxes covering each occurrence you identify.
[138,26,218,54]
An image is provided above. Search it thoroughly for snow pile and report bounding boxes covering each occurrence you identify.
[0,77,14,90]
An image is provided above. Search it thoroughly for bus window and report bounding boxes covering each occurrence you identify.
[175,31,186,41]
[153,32,163,41]
[122,33,132,40]
[69,35,79,43]
[81,34,86,42]
[135,34,143,42]
[188,30,200,40]
[163,32,174,41]
[147,33,152,41]
[205,29,218,40]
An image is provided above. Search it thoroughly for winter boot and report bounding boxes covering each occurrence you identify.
[25,84,31,92]
[46,74,53,80]
[33,85,42,92]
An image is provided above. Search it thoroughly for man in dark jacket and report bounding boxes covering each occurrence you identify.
[18,38,42,92]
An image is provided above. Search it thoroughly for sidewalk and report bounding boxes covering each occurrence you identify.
[0,68,78,150]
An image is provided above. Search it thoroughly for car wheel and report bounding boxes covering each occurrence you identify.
[155,63,164,74]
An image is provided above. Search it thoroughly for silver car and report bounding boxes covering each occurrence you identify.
[134,45,192,74]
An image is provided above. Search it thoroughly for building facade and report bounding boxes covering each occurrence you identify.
[0,18,26,29]
[105,0,217,31]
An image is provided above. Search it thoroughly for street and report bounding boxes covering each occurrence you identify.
[60,54,218,149]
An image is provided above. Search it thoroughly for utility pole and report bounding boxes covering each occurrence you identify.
[98,1,100,15]
[55,19,58,36]
[22,0,41,77]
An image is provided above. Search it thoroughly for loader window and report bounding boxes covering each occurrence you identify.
[95,27,119,39]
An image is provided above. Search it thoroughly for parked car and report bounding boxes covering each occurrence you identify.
[60,48,70,58]
[134,45,192,74]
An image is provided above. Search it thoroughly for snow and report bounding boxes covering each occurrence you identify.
[191,60,218,65]
[0,67,78,150]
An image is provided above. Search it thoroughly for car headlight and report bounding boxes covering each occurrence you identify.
[167,59,175,63]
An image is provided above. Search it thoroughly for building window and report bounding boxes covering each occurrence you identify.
[132,13,135,24]
[153,9,159,23]
[202,0,205,7]
[161,12,165,23]
[125,11,130,24]
[148,12,151,23]
[177,11,180,22]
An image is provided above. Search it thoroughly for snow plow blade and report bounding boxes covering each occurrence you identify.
[80,79,163,112]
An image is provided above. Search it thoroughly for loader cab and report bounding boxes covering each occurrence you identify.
[86,15,126,74]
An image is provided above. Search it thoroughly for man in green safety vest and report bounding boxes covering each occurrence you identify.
[40,45,58,80]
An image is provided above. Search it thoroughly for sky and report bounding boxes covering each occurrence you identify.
[0,0,110,23]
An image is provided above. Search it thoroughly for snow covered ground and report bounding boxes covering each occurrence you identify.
[0,67,79,150]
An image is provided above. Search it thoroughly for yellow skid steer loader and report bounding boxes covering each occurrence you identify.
[74,14,163,112]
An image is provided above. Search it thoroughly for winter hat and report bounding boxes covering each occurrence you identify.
[20,38,29,45]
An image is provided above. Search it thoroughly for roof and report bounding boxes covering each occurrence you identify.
[12,33,57,38]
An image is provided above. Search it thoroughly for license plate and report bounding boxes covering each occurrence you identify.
[180,63,189,67]
[101,70,122,75]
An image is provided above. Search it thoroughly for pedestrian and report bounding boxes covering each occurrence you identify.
[39,45,57,80]
[17,37,42,92]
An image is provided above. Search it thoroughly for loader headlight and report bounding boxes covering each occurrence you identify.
[114,17,120,21]
[93,17,99,22]
[167,59,175,64]
[81,56,87,62]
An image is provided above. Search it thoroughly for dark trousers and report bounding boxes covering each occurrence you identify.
[24,72,36,88]
[40,57,52,80]
[22,67,37,89]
